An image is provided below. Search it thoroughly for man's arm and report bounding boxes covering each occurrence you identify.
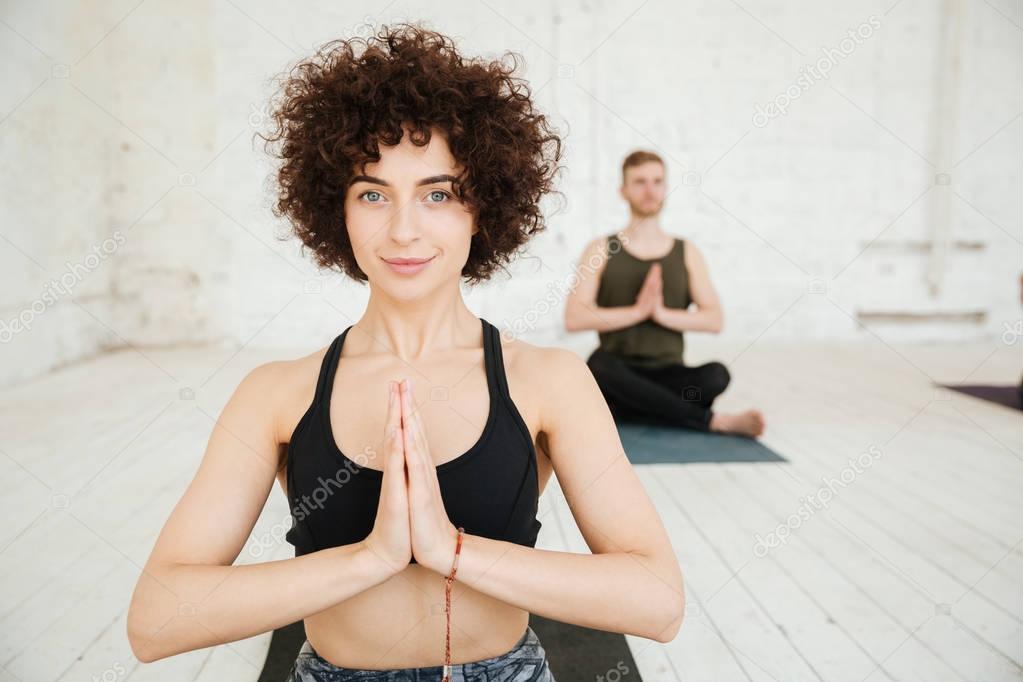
[654,240,723,333]
[564,236,646,333]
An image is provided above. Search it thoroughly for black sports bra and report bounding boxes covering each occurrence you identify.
[285,317,542,564]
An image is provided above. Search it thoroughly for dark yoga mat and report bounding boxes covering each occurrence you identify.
[258,428,778,680]
[257,620,305,682]
[259,615,642,681]
[943,383,1023,412]
[529,614,641,681]
[616,422,787,464]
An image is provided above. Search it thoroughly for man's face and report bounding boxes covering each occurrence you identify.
[620,161,666,217]
[343,125,476,298]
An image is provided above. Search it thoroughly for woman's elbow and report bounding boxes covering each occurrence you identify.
[126,574,176,663]
[650,590,685,643]
[128,641,160,665]
[645,556,685,643]
[127,603,162,663]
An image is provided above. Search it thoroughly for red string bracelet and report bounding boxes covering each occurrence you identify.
[441,527,465,682]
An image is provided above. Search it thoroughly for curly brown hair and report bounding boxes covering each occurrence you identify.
[259,22,565,284]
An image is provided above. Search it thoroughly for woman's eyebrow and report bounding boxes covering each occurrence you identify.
[348,174,457,187]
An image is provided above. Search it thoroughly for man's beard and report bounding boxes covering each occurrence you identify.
[630,199,662,217]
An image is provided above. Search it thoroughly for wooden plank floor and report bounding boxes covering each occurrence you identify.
[0,338,1020,681]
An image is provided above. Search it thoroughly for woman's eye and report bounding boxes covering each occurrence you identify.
[357,190,451,203]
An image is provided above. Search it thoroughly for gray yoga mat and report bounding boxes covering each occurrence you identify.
[616,423,787,463]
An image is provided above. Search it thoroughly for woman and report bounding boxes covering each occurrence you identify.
[126,23,685,681]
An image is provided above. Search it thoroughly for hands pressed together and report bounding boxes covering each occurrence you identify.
[362,378,461,576]
[362,264,666,577]
[635,262,669,325]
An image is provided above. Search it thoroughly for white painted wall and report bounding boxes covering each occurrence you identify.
[2,0,1021,387]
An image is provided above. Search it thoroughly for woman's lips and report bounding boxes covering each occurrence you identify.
[382,255,435,275]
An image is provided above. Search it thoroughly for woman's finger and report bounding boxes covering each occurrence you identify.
[400,379,428,504]
[404,379,448,515]
[405,384,430,459]
[407,381,429,461]
[405,380,444,503]
[383,380,405,488]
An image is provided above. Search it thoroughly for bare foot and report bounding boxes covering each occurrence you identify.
[709,409,766,438]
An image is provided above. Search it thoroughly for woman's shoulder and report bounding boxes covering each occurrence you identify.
[497,331,591,393]
[497,331,599,441]
[245,340,331,391]
[239,340,336,446]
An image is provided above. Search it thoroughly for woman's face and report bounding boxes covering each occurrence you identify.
[344,126,477,297]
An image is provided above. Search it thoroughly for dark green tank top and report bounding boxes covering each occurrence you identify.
[595,232,692,368]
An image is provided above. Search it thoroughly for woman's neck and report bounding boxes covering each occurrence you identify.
[349,289,480,361]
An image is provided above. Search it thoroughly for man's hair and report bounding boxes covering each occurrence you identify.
[621,150,665,183]
[259,22,564,284]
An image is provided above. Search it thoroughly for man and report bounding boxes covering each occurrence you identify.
[565,150,765,438]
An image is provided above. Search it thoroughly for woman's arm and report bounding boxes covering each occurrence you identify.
[430,347,685,643]
[126,362,395,663]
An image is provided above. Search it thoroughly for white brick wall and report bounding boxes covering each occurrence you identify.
[2,1,1021,386]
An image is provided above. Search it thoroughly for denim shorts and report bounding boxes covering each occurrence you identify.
[285,625,556,681]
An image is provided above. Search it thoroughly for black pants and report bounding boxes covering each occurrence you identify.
[586,348,730,431]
